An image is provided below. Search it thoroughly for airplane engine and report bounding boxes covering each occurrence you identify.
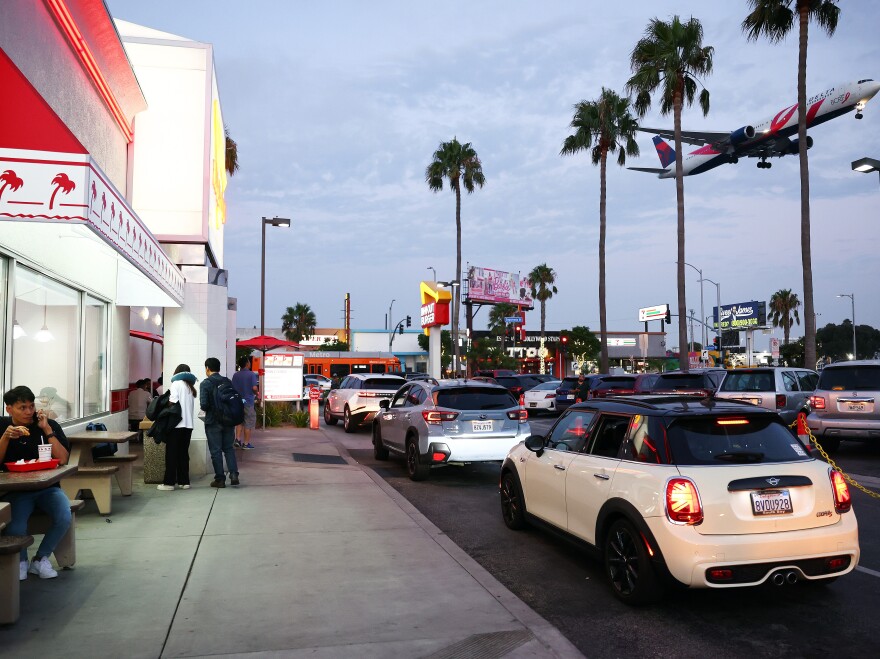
[787,136,814,154]
[729,125,756,146]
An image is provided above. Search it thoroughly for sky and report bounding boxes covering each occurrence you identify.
[107,0,880,351]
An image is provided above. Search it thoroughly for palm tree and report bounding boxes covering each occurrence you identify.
[0,170,24,200]
[49,173,76,210]
[488,303,517,352]
[281,303,317,343]
[561,89,640,373]
[769,288,801,345]
[426,138,486,376]
[742,0,840,372]
[626,16,714,373]
[225,126,239,176]
[527,262,558,341]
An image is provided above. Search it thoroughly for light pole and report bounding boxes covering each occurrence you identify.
[438,280,460,376]
[261,217,291,336]
[701,276,721,361]
[852,156,880,186]
[682,261,705,348]
[837,293,856,359]
[427,266,437,281]
[387,299,395,332]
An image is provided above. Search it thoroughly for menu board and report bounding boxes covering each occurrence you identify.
[263,353,304,401]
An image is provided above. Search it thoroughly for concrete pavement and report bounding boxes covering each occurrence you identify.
[1,424,583,658]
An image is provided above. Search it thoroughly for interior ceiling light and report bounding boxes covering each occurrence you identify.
[140,306,150,320]
[35,302,53,343]
[153,313,162,326]
[13,320,26,340]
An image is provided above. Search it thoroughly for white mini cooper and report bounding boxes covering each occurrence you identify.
[500,396,859,604]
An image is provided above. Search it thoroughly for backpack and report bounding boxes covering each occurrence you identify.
[213,376,245,426]
[146,390,171,421]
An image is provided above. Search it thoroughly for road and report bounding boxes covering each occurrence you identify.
[329,414,879,658]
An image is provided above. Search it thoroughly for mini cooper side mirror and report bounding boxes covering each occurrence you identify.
[524,434,545,455]
[379,399,390,410]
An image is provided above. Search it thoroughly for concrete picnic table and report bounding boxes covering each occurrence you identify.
[61,432,136,515]
[65,431,136,467]
[0,464,79,492]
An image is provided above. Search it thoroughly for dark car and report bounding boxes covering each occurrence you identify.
[554,375,597,413]
[650,369,726,395]
[476,369,516,378]
[633,373,660,393]
[587,375,637,399]
[494,374,544,400]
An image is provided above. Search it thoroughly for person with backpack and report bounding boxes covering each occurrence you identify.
[157,364,198,491]
[200,357,242,488]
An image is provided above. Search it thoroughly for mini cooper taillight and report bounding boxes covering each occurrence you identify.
[810,395,826,410]
[829,470,852,513]
[422,410,459,425]
[666,478,703,524]
[507,409,528,423]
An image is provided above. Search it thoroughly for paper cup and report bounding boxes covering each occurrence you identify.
[38,444,53,462]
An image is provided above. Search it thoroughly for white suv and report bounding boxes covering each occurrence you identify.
[500,396,859,604]
[324,373,405,433]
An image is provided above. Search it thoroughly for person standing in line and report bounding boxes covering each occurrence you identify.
[127,379,152,432]
[200,357,240,488]
[231,356,259,450]
[158,364,198,491]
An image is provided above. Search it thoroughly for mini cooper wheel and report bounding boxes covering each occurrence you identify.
[406,438,429,481]
[372,424,389,460]
[324,402,337,425]
[343,407,357,433]
[604,519,662,605]
[500,471,527,530]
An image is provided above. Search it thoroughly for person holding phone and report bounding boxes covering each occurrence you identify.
[0,386,71,580]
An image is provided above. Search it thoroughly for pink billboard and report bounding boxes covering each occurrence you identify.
[465,266,533,309]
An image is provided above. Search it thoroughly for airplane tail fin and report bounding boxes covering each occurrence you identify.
[652,136,676,168]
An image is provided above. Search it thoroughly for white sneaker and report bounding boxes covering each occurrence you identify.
[180,484,191,490]
[29,556,58,579]
[19,560,28,581]
[157,484,175,491]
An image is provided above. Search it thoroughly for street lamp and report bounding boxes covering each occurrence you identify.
[388,299,395,332]
[427,266,437,281]
[701,276,721,358]
[852,156,880,185]
[682,262,705,347]
[837,293,856,359]
[261,217,290,336]
[437,280,460,376]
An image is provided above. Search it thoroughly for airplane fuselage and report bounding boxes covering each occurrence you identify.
[656,79,880,178]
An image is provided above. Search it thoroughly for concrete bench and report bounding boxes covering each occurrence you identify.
[61,466,119,515]
[0,501,10,531]
[97,454,137,496]
[26,499,85,570]
[0,534,34,624]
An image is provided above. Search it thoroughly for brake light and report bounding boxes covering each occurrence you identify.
[708,569,733,581]
[544,393,555,399]
[519,394,525,407]
[431,451,448,462]
[716,418,749,426]
[776,394,786,409]
[358,392,382,398]
[666,478,703,524]
[507,409,528,422]
[810,395,826,410]
[422,410,459,425]
[829,470,851,513]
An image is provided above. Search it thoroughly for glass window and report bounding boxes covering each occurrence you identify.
[391,386,410,408]
[547,410,596,452]
[621,415,669,464]
[83,295,108,415]
[12,267,80,422]
[363,377,405,391]
[588,415,633,459]
[434,387,517,410]
[666,416,811,465]
[782,372,798,392]
[797,371,818,392]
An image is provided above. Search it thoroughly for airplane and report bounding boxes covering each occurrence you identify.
[629,78,880,178]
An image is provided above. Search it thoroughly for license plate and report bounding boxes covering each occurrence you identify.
[845,402,870,412]
[566,394,574,400]
[750,489,793,516]
[529,402,537,407]
[472,421,493,432]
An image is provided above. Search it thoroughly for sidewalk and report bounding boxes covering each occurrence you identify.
[1,425,583,658]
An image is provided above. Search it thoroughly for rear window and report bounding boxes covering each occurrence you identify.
[666,416,811,465]
[559,377,580,389]
[594,376,636,391]
[533,381,561,391]
[434,387,517,410]
[720,371,774,392]
[494,377,517,387]
[654,374,708,390]
[363,378,405,391]
[817,365,880,391]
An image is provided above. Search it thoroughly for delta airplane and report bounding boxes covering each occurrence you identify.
[629,78,880,178]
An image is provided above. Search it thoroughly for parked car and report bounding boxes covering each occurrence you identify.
[649,368,726,394]
[586,374,637,399]
[476,369,516,378]
[304,374,332,391]
[494,374,543,400]
[523,380,562,415]
[529,373,557,384]
[807,360,880,452]
[500,396,858,604]
[715,367,818,425]
[554,375,597,414]
[372,379,531,480]
[633,373,660,393]
[324,373,406,433]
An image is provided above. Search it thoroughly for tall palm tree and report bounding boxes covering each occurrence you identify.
[561,89,640,373]
[225,126,239,176]
[527,262,558,340]
[742,0,840,371]
[626,16,714,373]
[281,303,316,343]
[769,288,801,345]
[426,138,486,376]
[488,303,517,352]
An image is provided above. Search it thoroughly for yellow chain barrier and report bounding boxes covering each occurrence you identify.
[790,417,880,499]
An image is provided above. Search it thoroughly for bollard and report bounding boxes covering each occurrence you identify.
[309,385,321,429]
[797,412,811,452]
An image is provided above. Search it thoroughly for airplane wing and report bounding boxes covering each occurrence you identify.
[638,127,731,147]
[627,167,666,174]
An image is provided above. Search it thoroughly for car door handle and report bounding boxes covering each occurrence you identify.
[593,473,610,480]
[553,464,566,471]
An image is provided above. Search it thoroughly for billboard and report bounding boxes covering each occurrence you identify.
[713,301,767,331]
[465,266,533,308]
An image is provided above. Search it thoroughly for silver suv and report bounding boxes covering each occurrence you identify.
[372,379,531,481]
[807,360,880,452]
[715,367,818,425]
[324,373,406,433]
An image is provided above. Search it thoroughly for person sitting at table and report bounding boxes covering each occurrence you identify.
[0,385,71,580]
[128,379,153,432]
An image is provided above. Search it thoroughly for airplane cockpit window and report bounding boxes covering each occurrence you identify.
[858,79,874,84]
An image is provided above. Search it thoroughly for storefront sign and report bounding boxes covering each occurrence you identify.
[607,338,637,347]
[638,304,669,322]
[465,266,533,309]
[420,301,450,328]
[713,301,766,331]
[263,353,304,401]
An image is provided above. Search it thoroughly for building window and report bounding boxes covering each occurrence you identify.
[83,295,108,416]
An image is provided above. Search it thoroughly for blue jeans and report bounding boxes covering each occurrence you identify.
[205,424,238,481]
[3,487,72,561]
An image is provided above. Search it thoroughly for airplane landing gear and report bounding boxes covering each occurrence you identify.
[855,112,863,119]
[757,160,772,169]
[729,156,739,164]
[856,101,866,119]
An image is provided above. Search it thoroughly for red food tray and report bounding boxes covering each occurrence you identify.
[4,459,60,472]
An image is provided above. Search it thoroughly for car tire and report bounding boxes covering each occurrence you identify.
[343,406,357,434]
[373,423,389,460]
[500,470,527,530]
[324,402,337,426]
[604,518,663,605]
[406,437,429,481]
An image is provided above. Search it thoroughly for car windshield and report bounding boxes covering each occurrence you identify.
[655,374,708,389]
[817,365,880,391]
[364,378,405,390]
[594,377,636,390]
[434,387,517,410]
[532,381,561,391]
[720,371,774,392]
[666,416,811,465]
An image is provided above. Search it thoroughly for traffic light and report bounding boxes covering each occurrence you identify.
[398,324,404,335]
[712,336,720,350]
[560,333,568,355]
[664,306,671,324]
[406,315,412,327]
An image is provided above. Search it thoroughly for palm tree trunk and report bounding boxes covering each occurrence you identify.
[599,149,609,374]
[798,4,816,370]
[673,92,688,372]
[540,300,546,339]
[453,185,462,377]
